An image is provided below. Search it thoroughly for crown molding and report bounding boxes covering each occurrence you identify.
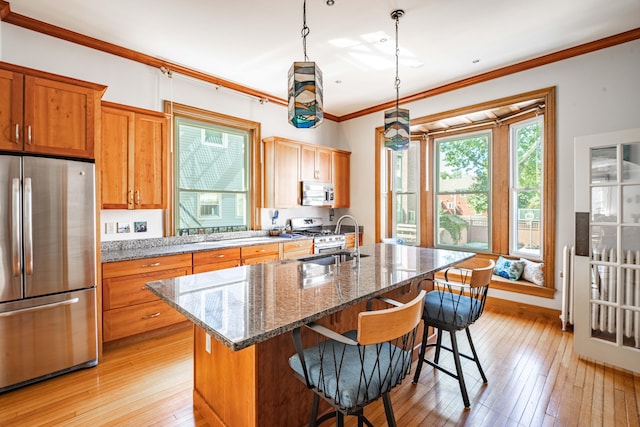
[1,1,638,122]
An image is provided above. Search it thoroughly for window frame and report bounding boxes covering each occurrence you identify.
[164,101,261,234]
[375,87,556,298]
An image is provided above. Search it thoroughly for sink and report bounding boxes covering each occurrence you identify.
[299,251,369,266]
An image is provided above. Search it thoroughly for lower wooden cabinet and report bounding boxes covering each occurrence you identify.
[193,247,241,273]
[282,239,313,259]
[102,253,191,342]
[241,243,280,265]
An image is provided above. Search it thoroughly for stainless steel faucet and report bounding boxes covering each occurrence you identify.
[335,215,359,259]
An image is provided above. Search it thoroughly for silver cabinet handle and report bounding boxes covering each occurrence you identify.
[27,125,32,145]
[15,124,20,144]
[0,298,79,317]
[142,312,161,319]
[24,177,33,276]
[215,254,226,258]
[141,262,161,268]
[11,178,21,277]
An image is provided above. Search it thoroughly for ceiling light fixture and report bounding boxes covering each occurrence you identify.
[288,0,324,128]
[384,9,410,151]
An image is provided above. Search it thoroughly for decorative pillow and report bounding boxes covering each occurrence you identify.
[520,258,545,286]
[493,256,525,281]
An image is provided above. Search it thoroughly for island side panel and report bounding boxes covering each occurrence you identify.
[194,326,257,427]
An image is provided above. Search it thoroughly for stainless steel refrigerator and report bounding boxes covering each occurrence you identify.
[0,154,98,393]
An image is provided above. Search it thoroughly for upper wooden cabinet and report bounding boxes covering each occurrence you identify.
[0,62,105,158]
[101,102,168,209]
[262,136,351,209]
[301,144,332,182]
[263,136,301,209]
[332,150,351,208]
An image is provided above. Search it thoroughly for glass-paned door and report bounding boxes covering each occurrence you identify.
[574,128,640,373]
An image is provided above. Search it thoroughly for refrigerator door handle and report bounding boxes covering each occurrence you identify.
[11,178,21,277]
[0,298,79,318]
[24,177,33,276]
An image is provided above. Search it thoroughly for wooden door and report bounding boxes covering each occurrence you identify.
[0,69,23,151]
[101,106,133,209]
[300,144,317,181]
[133,113,167,209]
[332,150,350,208]
[263,138,300,208]
[574,128,640,373]
[316,147,332,182]
[24,76,97,158]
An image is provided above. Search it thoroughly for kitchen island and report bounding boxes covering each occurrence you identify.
[147,244,473,427]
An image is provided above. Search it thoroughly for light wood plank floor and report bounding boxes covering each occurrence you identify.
[1,306,638,427]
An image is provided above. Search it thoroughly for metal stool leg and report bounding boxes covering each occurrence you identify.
[434,327,443,364]
[382,393,397,427]
[465,327,487,383]
[413,320,430,383]
[449,330,471,409]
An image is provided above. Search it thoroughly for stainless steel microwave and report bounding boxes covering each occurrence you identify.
[301,181,334,206]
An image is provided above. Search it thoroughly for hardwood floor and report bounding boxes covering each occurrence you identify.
[0,306,638,427]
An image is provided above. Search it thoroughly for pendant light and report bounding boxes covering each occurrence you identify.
[384,9,410,150]
[288,0,324,128]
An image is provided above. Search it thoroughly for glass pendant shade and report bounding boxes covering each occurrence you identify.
[384,107,410,150]
[288,61,324,128]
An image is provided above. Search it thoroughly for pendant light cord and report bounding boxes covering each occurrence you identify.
[394,13,401,111]
[302,0,310,61]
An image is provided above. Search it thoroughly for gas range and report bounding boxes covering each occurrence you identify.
[289,217,346,254]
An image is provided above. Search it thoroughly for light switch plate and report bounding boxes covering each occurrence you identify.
[105,222,116,234]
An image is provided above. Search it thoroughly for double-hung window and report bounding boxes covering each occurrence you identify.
[166,102,260,235]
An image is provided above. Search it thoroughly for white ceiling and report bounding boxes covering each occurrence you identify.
[8,0,640,117]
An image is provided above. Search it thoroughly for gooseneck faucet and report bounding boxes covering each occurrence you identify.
[335,215,359,259]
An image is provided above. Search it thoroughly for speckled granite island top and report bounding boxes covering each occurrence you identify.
[146,244,473,351]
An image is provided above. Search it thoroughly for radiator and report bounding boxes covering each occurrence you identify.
[560,244,640,348]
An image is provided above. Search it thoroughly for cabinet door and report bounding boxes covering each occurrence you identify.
[101,106,133,209]
[24,76,98,158]
[0,70,23,151]
[133,113,167,209]
[263,138,300,208]
[332,151,350,208]
[301,145,332,182]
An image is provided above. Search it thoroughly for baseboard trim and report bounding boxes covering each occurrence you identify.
[485,296,561,324]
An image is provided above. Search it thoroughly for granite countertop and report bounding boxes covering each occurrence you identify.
[146,244,473,351]
[101,235,314,263]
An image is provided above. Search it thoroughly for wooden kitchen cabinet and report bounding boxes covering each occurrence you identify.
[0,62,105,158]
[301,144,332,182]
[263,136,301,208]
[101,102,168,209]
[332,150,351,208]
[282,239,313,259]
[241,243,280,265]
[101,253,191,342]
[193,247,241,273]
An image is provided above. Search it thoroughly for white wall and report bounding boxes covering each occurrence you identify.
[3,21,639,309]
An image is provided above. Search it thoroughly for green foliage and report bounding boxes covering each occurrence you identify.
[515,122,542,209]
[439,209,469,245]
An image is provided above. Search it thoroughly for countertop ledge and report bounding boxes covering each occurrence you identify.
[101,235,314,263]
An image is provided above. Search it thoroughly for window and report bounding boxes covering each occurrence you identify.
[165,102,260,234]
[375,87,556,298]
[384,140,420,245]
[435,132,491,251]
[510,117,543,258]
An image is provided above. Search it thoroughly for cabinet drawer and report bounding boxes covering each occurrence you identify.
[283,239,313,253]
[193,260,241,274]
[103,267,190,310]
[103,253,192,278]
[242,254,279,265]
[193,247,241,266]
[282,249,313,260]
[240,243,280,259]
[103,300,187,342]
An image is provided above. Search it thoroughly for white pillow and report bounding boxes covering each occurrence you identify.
[520,258,544,286]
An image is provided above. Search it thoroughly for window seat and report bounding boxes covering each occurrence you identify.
[433,253,556,299]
